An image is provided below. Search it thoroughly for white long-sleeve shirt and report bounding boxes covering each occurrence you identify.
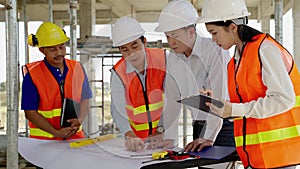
[232,39,296,118]
[168,35,231,141]
[110,51,185,142]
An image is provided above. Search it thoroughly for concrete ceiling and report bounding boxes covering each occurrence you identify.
[0,0,294,24]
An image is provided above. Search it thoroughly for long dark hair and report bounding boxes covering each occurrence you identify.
[206,18,262,42]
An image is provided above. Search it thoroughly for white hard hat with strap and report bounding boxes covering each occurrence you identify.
[198,0,250,24]
[112,16,145,47]
[155,0,198,32]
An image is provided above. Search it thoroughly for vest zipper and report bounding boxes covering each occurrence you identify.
[137,73,153,136]
[235,45,252,168]
[59,80,65,107]
[234,47,244,103]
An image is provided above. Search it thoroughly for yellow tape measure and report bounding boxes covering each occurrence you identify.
[152,151,169,159]
[69,134,116,148]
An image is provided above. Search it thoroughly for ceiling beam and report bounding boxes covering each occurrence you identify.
[248,7,258,20]
[283,0,294,13]
[19,2,109,11]
[0,0,12,9]
[136,11,160,22]
[261,0,274,17]
[0,8,4,21]
[100,0,134,17]
[53,10,117,21]
[24,0,67,4]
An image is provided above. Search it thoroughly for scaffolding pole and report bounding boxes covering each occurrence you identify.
[69,0,77,60]
[48,0,53,22]
[275,0,283,44]
[23,0,29,137]
[5,0,19,168]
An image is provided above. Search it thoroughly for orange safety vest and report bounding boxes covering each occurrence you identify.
[228,34,300,168]
[23,59,85,140]
[113,48,166,139]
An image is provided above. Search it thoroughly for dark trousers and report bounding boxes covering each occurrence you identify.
[192,120,206,140]
[214,119,235,147]
[192,119,235,147]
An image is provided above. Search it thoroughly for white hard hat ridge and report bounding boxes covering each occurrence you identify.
[198,0,251,23]
[155,0,198,32]
[112,16,145,47]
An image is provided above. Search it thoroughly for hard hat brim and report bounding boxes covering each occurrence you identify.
[197,13,251,24]
[112,32,144,47]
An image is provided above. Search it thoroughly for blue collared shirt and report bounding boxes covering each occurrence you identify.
[21,58,92,110]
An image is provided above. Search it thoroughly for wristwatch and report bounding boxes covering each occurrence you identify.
[156,126,164,134]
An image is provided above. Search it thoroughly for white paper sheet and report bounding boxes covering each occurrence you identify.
[84,138,172,158]
[18,137,180,169]
[18,137,148,169]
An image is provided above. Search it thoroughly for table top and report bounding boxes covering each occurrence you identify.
[18,137,239,169]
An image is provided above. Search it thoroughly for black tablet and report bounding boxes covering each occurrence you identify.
[177,94,224,117]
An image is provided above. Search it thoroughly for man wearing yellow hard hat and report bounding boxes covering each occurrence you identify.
[21,22,92,140]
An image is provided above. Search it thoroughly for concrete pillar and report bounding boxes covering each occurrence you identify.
[293,0,300,66]
[79,0,95,38]
[261,16,271,33]
[48,0,53,22]
[69,0,77,60]
[78,0,95,71]
[5,0,19,168]
[275,0,283,44]
[78,0,94,74]
[78,0,98,137]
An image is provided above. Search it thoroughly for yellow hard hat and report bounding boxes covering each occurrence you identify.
[28,22,69,47]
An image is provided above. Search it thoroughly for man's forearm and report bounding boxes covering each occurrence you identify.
[78,99,90,123]
[25,110,59,136]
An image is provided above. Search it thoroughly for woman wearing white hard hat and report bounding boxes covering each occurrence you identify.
[110,16,188,152]
[200,0,300,168]
[156,0,233,152]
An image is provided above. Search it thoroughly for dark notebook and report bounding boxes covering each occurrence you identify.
[177,94,224,118]
[189,146,236,160]
[60,98,80,127]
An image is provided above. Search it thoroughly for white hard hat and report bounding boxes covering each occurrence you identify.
[198,0,251,23]
[155,0,198,32]
[112,16,145,47]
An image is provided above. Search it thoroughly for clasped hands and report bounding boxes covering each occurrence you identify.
[56,118,81,139]
[124,131,174,152]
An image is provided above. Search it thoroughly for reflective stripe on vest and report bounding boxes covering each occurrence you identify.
[126,95,164,115]
[295,95,300,107]
[30,126,83,139]
[129,119,160,131]
[235,124,300,147]
[38,108,61,118]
